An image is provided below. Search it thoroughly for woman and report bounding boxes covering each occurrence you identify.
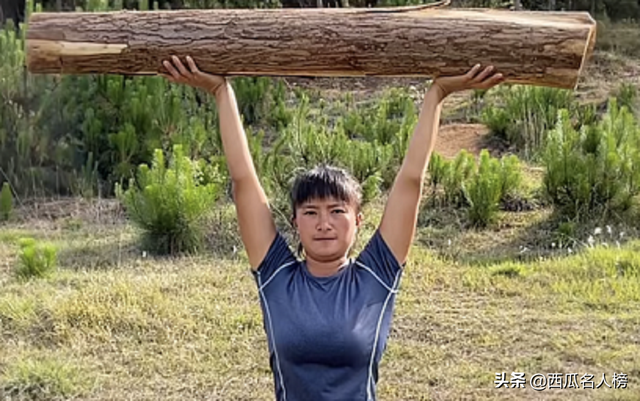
[161,55,503,401]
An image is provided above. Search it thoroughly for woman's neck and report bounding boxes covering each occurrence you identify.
[305,256,350,278]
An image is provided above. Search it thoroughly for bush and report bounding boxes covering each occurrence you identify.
[14,238,57,280]
[426,150,523,227]
[115,145,224,255]
[427,150,476,207]
[542,100,640,221]
[1,182,13,221]
[615,82,638,116]
[336,88,416,189]
[233,77,275,126]
[463,151,522,227]
[481,85,575,159]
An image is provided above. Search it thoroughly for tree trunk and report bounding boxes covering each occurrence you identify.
[25,6,597,89]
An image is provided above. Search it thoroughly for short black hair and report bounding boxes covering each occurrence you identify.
[290,164,362,217]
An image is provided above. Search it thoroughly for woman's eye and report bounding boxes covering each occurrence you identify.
[332,209,346,214]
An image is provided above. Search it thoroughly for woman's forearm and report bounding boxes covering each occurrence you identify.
[212,82,259,184]
[397,87,445,183]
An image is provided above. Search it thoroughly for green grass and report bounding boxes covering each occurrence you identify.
[0,196,638,400]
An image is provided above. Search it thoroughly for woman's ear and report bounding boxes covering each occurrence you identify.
[356,212,364,228]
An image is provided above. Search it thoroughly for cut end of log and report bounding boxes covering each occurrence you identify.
[26,39,129,73]
[576,19,598,88]
[28,39,128,57]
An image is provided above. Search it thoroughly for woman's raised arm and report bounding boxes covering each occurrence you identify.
[162,56,276,270]
[378,64,504,265]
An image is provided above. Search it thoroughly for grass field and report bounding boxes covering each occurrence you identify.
[1,190,638,400]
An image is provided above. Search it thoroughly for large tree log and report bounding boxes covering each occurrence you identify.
[25,5,597,89]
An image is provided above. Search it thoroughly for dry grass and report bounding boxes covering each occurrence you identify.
[0,194,638,401]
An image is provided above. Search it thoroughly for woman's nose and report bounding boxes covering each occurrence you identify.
[316,213,332,230]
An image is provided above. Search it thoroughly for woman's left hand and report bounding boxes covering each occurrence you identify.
[430,64,505,101]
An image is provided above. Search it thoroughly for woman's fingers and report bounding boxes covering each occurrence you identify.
[466,64,483,81]
[172,55,191,77]
[488,73,505,86]
[186,56,200,74]
[478,73,505,89]
[473,66,495,84]
[163,60,181,80]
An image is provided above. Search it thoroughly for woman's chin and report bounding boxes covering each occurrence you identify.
[308,244,348,261]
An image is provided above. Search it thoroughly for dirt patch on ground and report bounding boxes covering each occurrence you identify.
[576,51,640,104]
[434,123,507,159]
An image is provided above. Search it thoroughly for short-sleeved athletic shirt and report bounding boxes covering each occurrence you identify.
[251,228,404,401]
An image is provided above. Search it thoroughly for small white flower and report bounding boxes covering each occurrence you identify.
[568,248,573,254]
[607,225,612,235]
[602,242,609,248]
[142,251,147,258]
[551,242,556,248]
[587,235,595,247]
[447,239,452,246]
[594,227,602,235]
[620,232,625,238]
[616,241,621,249]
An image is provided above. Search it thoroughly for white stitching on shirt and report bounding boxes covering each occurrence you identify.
[257,271,288,401]
[259,260,296,292]
[365,269,402,401]
[355,261,399,293]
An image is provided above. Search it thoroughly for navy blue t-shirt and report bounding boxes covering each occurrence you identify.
[252,228,404,401]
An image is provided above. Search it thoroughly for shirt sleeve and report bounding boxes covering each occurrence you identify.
[355,228,405,290]
[251,230,297,286]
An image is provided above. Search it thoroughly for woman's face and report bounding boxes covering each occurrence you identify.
[293,196,362,262]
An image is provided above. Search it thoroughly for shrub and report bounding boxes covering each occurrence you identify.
[499,154,523,200]
[462,150,522,227]
[426,150,523,227]
[427,152,448,192]
[428,150,477,207]
[542,100,640,221]
[233,77,272,126]
[115,145,224,255]
[1,182,13,221]
[14,237,57,280]
[481,85,575,159]
[615,82,638,116]
[462,151,503,227]
[335,88,416,189]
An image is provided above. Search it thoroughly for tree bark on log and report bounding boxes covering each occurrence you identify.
[25,6,597,89]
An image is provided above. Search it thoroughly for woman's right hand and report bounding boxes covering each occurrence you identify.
[160,55,227,96]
